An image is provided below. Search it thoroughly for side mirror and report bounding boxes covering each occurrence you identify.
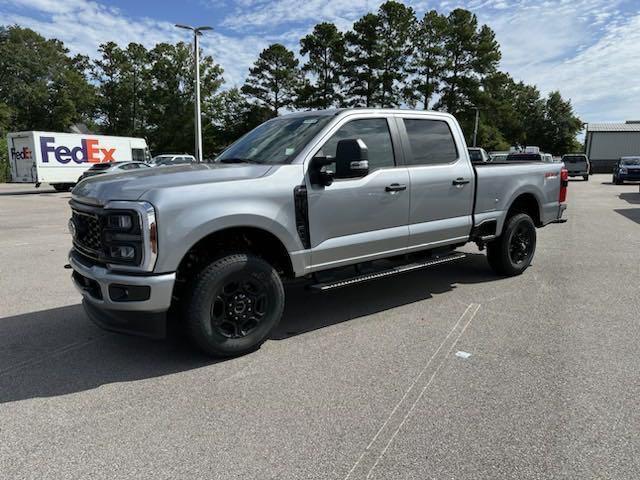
[309,156,335,187]
[335,139,369,179]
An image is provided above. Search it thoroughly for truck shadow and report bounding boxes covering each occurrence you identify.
[614,208,640,225]
[619,192,640,205]
[273,253,495,340]
[0,253,498,403]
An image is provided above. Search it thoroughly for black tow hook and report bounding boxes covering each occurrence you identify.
[64,264,72,269]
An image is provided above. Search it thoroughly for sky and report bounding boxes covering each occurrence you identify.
[1,0,640,125]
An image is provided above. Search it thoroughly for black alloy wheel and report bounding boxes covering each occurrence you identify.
[508,221,535,266]
[210,276,269,339]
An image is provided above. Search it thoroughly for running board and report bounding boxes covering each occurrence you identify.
[310,252,466,291]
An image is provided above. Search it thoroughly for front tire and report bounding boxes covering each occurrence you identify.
[184,253,284,357]
[486,213,537,276]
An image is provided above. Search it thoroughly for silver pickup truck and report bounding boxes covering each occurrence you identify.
[68,109,568,356]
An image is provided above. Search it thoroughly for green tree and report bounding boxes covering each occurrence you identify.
[298,22,346,109]
[407,10,447,109]
[0,25,95,132]
[242,43,300,116]
[0,102,10,181]
[207,88,272,154]
[376,1,416,107]
[93,42,153,137]
[146,41,224,156]
[438,9,500,116]
[344,13,382,107]
[542,91,582,154]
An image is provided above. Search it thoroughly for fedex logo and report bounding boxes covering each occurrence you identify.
[40,136,116,164]
[10,146,32,160]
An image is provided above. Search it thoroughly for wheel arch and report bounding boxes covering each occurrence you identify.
[505,192,542,227]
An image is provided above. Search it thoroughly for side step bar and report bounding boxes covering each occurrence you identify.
[310,252,466,292]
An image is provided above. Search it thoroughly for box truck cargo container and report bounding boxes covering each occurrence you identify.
[7,131,150,191]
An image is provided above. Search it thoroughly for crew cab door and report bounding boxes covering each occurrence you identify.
[396,115,475,250]
[306,116,410,270]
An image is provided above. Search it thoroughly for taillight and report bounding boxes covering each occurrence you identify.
[559,168,568,203]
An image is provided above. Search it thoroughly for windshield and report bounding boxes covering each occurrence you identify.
[216,114,332,164]
[621,158,640,166]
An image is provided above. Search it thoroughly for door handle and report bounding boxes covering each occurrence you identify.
[385,183,407,192]
[452,178,470,186]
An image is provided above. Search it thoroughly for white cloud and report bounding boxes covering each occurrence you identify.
[0,0,268,86]
[2,0,640,124]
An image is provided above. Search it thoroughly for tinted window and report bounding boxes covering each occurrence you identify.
[563,155,587,163]
[319,118,395,174]
[131,148,146,162]
[403,119,458,165]
[468,150,483,162]
[507,153,542,162]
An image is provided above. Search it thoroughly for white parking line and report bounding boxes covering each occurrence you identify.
[344,303,481,480]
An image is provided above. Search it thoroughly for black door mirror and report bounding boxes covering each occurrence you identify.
[335,139,369,179]
[309,156,335,187]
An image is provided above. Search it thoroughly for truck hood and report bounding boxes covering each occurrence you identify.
[72,163,274,205]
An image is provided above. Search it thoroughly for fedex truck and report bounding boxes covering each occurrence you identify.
[7,131,150,191]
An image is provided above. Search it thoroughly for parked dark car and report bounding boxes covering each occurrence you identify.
[612,156,640,184]
[78,161,150,182]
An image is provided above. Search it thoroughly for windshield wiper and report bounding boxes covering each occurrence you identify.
[218,157,263,164]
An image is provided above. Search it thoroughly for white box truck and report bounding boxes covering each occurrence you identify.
[7,131,150,191]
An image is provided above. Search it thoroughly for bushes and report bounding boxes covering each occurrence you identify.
[0,137,8,183]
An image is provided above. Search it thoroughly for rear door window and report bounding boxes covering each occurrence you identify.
[402,119,458,166]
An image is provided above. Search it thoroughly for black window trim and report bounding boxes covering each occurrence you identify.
[395,116,461,167]
[311,116,401,181]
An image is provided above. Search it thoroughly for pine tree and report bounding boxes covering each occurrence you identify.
[298,22,345,109]
[407,10,447,109]
[241,44,300,116]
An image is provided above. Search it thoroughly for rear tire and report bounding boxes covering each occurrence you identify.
[52,183,71,192]
[184,253,284,357]
[486,213,536,276]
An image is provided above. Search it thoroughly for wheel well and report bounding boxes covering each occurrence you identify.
[507,193,541,226]
[176,227,294,282]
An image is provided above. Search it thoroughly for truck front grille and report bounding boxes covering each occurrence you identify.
[71,209,104,260]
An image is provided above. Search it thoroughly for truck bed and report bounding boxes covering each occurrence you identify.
[472,161,565,234]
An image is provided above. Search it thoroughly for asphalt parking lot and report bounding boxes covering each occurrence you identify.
[1,176,639,479]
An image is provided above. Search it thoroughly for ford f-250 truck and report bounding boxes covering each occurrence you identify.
[68,109,568,357]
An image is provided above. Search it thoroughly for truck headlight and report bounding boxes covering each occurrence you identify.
[106,213,133,230]
[104,201,157,272]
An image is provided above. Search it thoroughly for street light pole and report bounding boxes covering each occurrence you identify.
[472,106,480,148]
[175,24,213,163]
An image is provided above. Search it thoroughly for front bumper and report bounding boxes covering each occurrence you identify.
[69,252,175,338]
[618,172,640,181]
